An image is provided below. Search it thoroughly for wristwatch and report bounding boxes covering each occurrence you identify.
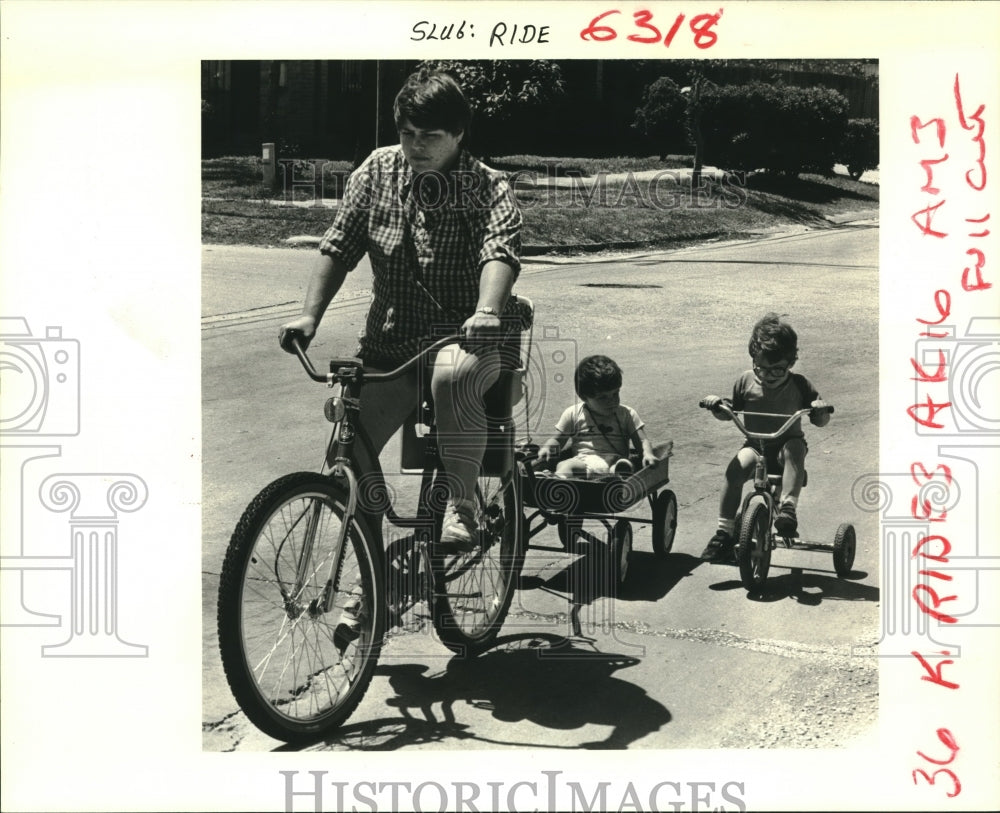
[476,306,498,316]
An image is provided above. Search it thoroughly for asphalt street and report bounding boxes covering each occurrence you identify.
[201,221,880,752]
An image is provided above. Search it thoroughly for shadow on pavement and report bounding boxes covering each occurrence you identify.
[707,565,878,605]
[520,545,701,606]
[310,633,672,751]
[620,551,703,602]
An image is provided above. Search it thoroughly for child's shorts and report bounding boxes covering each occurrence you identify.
[743,437,809,474]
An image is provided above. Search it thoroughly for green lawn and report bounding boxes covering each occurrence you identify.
[201,154,878,250]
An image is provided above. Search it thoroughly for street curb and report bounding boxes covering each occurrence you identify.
[282,210,878,253]
[823,209,879,225]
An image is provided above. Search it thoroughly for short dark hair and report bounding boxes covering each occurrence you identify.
[748,312,799,362]
[393,69,472,136]
[575,355,623,398]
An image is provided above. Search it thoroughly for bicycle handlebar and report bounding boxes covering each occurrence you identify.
[287,332,463,386]
[287,335,328,383]
[699,398,833,443]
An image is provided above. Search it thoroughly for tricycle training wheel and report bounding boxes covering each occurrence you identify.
[610,519,633,587]
[651,489,678,557]
[832,522,856,578]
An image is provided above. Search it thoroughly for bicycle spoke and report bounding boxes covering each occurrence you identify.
[219,474,384,740]
[432,469,522,652]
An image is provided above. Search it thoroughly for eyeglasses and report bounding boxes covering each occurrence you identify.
[753,362,790,378]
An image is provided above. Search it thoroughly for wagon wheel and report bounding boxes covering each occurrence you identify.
[557,517,583,550]
[610,519,633,588]
[651,489,678,558]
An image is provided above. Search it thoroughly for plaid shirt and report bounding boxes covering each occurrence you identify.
[318,146,522,364]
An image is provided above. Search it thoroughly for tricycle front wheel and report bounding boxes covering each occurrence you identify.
[737,497,772,590]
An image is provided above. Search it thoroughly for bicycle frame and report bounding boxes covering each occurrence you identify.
[701,399,833,541]
[697,399,854,590]
[289,334,463,608]
[290,329,531,605]
[698,401,833,520]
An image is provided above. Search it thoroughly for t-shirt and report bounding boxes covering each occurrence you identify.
[731,370,820,445]
[554,403,643,459]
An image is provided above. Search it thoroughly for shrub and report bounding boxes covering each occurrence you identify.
[632,76,688,160]
[839,118,879,179]
[698,81,850,176]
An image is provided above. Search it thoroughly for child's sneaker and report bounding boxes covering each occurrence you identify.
[700,529,734,562]
[438,501,477,554]
[774,502,798,537]
[611,458,634,476]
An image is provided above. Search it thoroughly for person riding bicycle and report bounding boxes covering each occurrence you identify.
[700,313,830,562]
[539,355,659,479]
[278,68,524,554]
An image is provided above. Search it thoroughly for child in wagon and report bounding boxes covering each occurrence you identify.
[539,355,659,478]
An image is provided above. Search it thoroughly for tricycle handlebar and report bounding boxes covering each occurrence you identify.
[699,398,833,443]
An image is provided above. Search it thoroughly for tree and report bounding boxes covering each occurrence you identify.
[697,81,850,176]
[632,76,687,161]
[416,60,566,161]
[839,118,879,180]
[684,74,708,186]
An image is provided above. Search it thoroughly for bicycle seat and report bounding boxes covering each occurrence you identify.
[766,471,808,488]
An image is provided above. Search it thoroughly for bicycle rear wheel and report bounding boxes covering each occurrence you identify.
[217,472,384,743]
[432,470,523,655]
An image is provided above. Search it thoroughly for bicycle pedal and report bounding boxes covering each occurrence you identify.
[434,590,484,600]
[332,622,361,654]
[433,541,476,556]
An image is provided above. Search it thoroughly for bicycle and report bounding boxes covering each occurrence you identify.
[217,310,531,744]
[698,399,857,591]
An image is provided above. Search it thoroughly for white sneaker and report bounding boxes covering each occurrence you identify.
[439,500,477,553]
[612,459,634,476]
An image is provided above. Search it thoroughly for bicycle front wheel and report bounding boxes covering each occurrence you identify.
[432,470,523,655]
[217,472,384,743]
